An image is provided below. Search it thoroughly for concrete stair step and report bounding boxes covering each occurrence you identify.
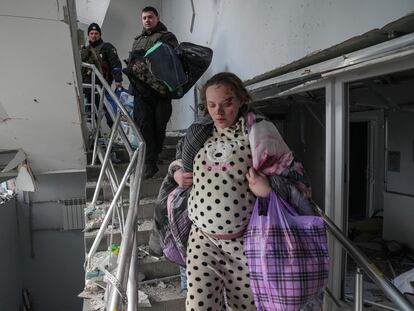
[84,219,153,253]
[86,143,177,164]
[164,132,185,146]
[138,253,180,280]
[84,228,122,253]
[85,180,128,202]
[84,196,156,224]
[85,177,163,202]
[138,197,157,220]
[82,139,182,311]
[86,162,168,183]
[139,278,185,311]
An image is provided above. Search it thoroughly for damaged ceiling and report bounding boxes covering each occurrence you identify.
[245,11,414,87]
[0,0,86,175]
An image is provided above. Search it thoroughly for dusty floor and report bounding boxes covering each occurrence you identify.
[344,236,414,310]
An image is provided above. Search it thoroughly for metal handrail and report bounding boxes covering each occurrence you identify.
[96,146,125,233]
[81,62,145,310]
[312,202,414,311]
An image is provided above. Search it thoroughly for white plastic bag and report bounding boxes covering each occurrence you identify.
[116,90,139,148]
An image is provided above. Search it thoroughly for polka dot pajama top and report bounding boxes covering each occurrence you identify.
[185,117,257,311]
[188,117,255,236]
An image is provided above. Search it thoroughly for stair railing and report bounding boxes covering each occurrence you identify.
[81,63,145,310]
[311,201,414,311]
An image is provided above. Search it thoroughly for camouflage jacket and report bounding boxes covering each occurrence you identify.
[131,22,178,52]
[81,39,123,85]
[129,22,178,96]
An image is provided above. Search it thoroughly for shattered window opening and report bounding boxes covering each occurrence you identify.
[0,178,16,205]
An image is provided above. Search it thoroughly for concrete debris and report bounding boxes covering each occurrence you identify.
[137,244,158,260]
[87,251,108,272]
[393,267,414,295]
[78,281,105,300]
[345,238,414,308]
[88,297,106,311]
[85,205,106,219]
[84,203,119,232]
[157,281,167,289]
[138,290,151,307]
[84,216,105,232]
[139,279,185,302]
[137,244,161,261]
[0,189,15,205]
[137,219,153,231]
[87,249,118,277]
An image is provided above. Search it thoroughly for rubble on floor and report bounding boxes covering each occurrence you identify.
[346,233,414,309]
[84,202,120,232]
[137,219,153,231]
[139,278,185,303]
[393,267,414,295]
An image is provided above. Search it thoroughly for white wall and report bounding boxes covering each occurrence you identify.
[17,173,86,311]
[0,198,22,311]
[0,0,86,174]
[386,111,414,196]
[159,0,414,130]
[383,193,414,248]
[100,0,414,131]
[383,111,414,248]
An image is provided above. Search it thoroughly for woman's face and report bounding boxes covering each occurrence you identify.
[206,84,242,129]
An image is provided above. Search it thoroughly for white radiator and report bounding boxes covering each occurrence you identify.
[62,198,85,230]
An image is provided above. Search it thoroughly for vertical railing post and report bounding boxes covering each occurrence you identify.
[91,114,121,206]
[81,62,146,309]
[127,241,138,311]
[354,267,364,311]
[91,69,96,129]
[91,86,105,165]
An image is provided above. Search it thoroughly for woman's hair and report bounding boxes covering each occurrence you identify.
[199,72,251,115]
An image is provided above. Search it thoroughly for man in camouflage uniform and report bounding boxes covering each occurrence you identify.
[129,6,178,179]
[82,23,123,127]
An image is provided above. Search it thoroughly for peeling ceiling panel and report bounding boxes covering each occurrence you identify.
[75,0,111,26]
[0,0,85,174]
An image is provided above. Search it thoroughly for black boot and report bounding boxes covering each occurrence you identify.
[143,163,159,179]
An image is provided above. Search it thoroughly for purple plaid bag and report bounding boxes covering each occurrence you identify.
[167,187,191,264]
[244,192,329,311]
[160,228,186,266]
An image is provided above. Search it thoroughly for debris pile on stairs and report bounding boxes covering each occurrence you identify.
[80,133,186,310]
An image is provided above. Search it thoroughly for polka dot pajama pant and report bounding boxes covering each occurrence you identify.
[185,226,257,311]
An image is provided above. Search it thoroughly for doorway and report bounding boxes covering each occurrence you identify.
[349,121,369,220]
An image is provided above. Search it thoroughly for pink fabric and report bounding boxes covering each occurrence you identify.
[249,119,294,175]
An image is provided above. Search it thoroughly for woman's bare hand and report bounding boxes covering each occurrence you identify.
[246,168,272,198]
[173,169,193,189]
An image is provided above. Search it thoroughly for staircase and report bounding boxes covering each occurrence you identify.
[78,63,414,311]
[78,62,189,310]
[82,134,186,311]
